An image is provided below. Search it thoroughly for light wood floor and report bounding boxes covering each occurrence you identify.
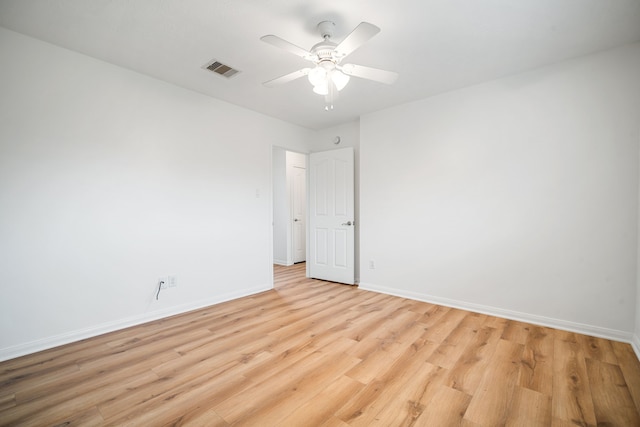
[2,263,640,426]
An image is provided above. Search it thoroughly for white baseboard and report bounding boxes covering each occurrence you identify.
[632,334,640,360]
[358,282,633,344]
[273,259,292,266]
[5,281,635,362]
[0,284,272,362]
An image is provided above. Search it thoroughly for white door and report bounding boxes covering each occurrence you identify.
[309,147,355,285]
[292,165,306,263]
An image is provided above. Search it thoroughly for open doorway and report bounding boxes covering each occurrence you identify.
[272,147,307,267]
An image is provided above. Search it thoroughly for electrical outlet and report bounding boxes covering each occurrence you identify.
[369,260,375,269]
[158,277,168,289]
[168,275,177,288]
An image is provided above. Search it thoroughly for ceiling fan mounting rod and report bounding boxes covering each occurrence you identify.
[317,21,336,40]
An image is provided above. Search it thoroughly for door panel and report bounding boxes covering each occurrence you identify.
[292,165,306,263]
[334,229,347,268]
[314,159,328,215]
[309,148,354,285]
[315,228,328,265]
[334,159,348,215]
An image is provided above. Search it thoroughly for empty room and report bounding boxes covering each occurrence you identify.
[1,0,640,425]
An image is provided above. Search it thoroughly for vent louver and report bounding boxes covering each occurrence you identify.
[204,60,240,78]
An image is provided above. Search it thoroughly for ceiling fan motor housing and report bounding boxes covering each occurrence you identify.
[312,43,338,63]
[313,21,342,64]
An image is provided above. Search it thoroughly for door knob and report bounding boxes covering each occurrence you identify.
[342,221,353,226]
[294,218,300,222]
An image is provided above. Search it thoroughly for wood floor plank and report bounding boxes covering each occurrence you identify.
[421,307,467,343]
[230,352,361,427]
[341,297,416,344]
[463,339,524,425]
[412,385,472,426]
[171,408,229,427]
[15,348,178,404]
[585,357,640,426]
[1,353,174,426]
[368,363,450,426]
[406,299,438,315]
[445,325,502,395]
[501,319,531,345]
[483,314,509,332]
[551,333,597,426]
[335,338,441,426]
[241,334,358,388]
[505,386,552,426]
[150,330,275,379]
[0,362,81,402]
[550,418,587,427]
[48,406,105,427]
[0,340,113,383]
[265,290,382,345]
[427,323,478,370]
[579,334,619,365]
[320,417,351,427]
[611,340,640,413]
[417,304,450,327]
[0,262,638,426]
[519,325,554,396]
[0,393,15,412]
[82,370,164,421]
[345,318,430,385]
[102,352,273,425]
[278,375,364,427]
[6,386,109,427]
[213,338,358,425]
[103,368,246,426]
[457,311,488,331]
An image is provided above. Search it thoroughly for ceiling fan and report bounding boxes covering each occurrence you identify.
[260,21,398,109]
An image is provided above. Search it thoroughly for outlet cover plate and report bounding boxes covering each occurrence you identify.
[168,276,177,288]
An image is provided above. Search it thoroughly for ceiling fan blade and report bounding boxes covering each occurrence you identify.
[334,22,380,59]
[340,64,398,84]
[263,68,311,87]
[260,35,315,60]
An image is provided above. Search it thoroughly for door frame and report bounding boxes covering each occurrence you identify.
[270,144,358,286]
[270,146,310,277]
[291,163,306,264]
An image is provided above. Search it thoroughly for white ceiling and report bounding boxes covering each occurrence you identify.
[1,0,639,130]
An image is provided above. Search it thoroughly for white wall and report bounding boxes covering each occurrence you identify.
[637,142,640,350]
[311,121,361,280]
[360,43,640,340]
[0,28,313,360]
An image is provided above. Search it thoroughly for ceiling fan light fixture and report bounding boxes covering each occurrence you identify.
[331,70,350,91]
[309,67,349,96]
[308,67,327,86]
[313,82,329,95]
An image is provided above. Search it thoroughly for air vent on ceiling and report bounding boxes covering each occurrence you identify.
[204,60,240,78]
